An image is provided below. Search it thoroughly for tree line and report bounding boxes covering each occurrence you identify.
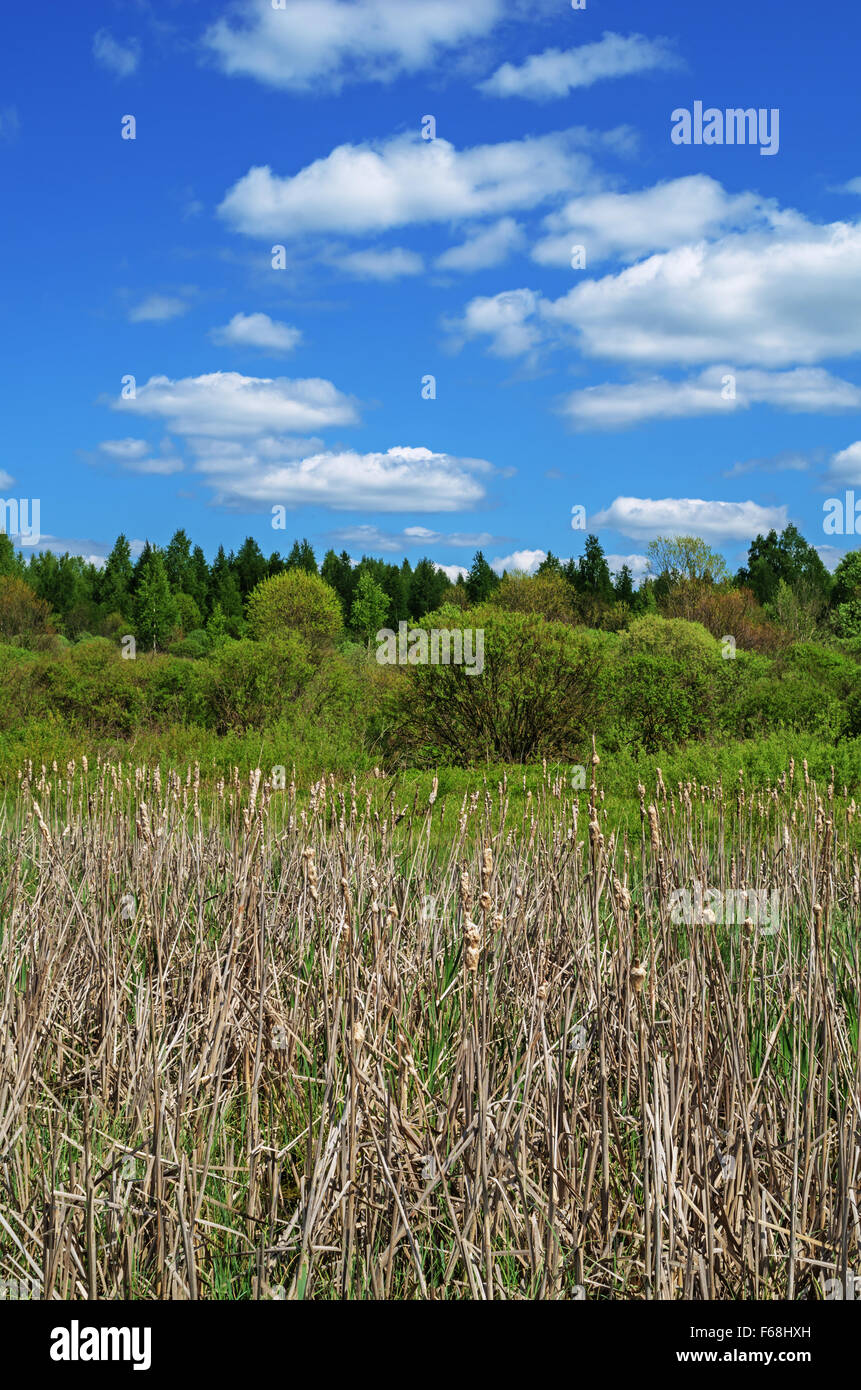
[0,522,858,652]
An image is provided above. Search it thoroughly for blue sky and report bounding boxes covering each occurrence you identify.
[2,0,861,582]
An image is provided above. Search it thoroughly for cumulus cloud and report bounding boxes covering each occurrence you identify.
[828,441,861,484]
[128,295,188,323]
[605,553,650,582]
[337,246,424,279]
[436,563,469,582]
[491,549,546,575]
[203,0,503,92]
[210,312,302,352]
[590,497,788,542]
[532,175,778,266]
[109,371,359,437]
[93,30,141,78]
[217,131,598,240]
[435,218,525,272]
[191,444,492,512]
[559,367,861,429]
[447,288,543,359]
[479,32,682,100]
[452,210,861,369]
[541,219,861,367]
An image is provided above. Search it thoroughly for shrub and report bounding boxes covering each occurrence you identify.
[246,570,342,653]
[383,605,608,765]
[204,635,314,734]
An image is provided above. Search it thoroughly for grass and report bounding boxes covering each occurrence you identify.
[0,754,858,1299]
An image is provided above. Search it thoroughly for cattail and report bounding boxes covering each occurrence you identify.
[647,804,661,856]
[463,917,481,972]
[630,958,647,994]
[352,1020,365,1050]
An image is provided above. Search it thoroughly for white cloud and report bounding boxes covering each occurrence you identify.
[0,470,16,489]
[454,211,861,370]
[834,177,861,195]
[532,175,777,266]
[338,246,424,279]
[129,295,188,323]
[96,438,183,475]
[816,545,849,572]
[329,523,498,551]
[605,553,650,582]
[448,288,543,358]
[492,549,546,575]
[828,441,861,484]
[479,32,682,100]
[98,438,149,461]
[204,0,503,92]
[435,218,525,272]
[541,219,861,367]
[110,371,359,438]
[436,563,468,582]
[590,497,788,542]
[93,29,141,78]
[210,312,302,352]
[723,449,814,479]
[559,367,861,429]
[218,131,598,240]
[192,443,492,512]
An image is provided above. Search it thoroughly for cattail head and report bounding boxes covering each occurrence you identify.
[629,958,647,994]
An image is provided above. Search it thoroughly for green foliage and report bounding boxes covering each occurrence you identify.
[0,576,54,642]
[205,636,313,734]
[134,551,177,652]
[384,604,607,765]
[246,569,343,650]
[351,570,390,646]
[465,551,499,605]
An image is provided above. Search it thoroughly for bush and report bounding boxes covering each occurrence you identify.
[169,628,211,659]
[204,635,314,734]
[383,604,608,765]
[246,571,342,653]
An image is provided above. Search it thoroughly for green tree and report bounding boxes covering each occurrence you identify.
[321,549,355,612]
[737,525,830,607]
[465,551,498,605]
[234,536,268,599]
[99,534,134,617]
[134,551,177,652]
[613,564,635,605]
[646,536,728,589]
[0,575,54,641]
[574,535,615,602]
[246,569,343,652]
[286,538,318,574]
[410,557,451,617]
[164,529,193,594]
[351,570,391,647]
